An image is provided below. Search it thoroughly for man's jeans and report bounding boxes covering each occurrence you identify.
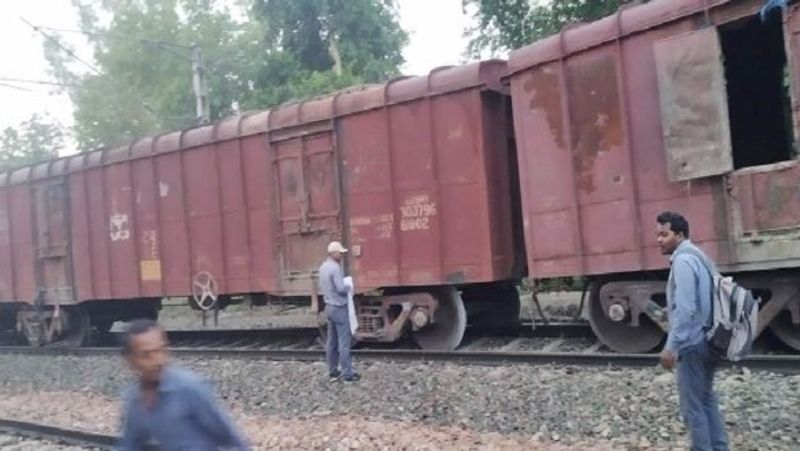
[325,305,353,378]
[678,341,729,451]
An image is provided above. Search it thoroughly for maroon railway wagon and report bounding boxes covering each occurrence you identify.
[508,0,800,352]
[0,60,522,349]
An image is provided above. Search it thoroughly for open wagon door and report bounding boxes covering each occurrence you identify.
[655,9,800,353]
[654,27,734,181]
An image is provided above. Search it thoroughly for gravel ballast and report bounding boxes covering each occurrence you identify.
[0,354,797,450]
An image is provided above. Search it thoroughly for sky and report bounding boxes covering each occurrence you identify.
[0,0,478,152]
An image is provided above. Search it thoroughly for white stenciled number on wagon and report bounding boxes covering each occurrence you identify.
[400,195,437,232]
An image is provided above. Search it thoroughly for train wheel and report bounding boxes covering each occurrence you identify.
[587,281,665,353]
[60,306,91,348]
[412,287,467,351]
[769,309,800,351]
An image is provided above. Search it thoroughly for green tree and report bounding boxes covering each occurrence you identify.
[0,114,64,171]
[45,0,263,149]
[243,0,407,110]
[463,0,647,57]
[44,0,408,150]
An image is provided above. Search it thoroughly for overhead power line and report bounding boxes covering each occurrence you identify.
[31,25,194,50]
[22,18,212,125]
[20,17,106,78]
[0,77,78,88]
[20,16,162,121]
[0,82,32,92]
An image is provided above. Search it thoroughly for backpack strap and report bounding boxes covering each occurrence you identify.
[672,245,716,332]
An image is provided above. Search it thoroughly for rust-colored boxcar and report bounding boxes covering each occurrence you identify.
[508,0,800,351]
[0,61,521,349]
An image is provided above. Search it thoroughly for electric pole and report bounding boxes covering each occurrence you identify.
[191,45,210,124]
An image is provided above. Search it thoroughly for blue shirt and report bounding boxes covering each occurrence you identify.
[665,240,713,354]
[318,257,350,307]
[117,365,249,451]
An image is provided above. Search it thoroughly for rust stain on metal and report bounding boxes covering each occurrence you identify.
[763,177,797,220]
[710,179,731,263]
[523,67,565,149]
[566,52,623,193]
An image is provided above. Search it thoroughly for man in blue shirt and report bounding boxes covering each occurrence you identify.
[318,241,360,382]
[656,211,728,451]
[117,319,249,450]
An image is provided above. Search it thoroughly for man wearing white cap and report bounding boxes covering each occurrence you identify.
[318,241,360,382]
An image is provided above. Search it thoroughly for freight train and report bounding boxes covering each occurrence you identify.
[1,0,799,352]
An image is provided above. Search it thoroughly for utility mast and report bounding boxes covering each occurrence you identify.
[191,45,210,124]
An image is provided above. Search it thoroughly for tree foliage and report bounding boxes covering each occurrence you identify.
[0,114,64,171]
[463,0,647,57]
[44,0,407,150]
[242,0,407,110]
[44,0,260,149]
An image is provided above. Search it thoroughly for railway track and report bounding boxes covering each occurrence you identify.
[158,321,597,349]
[1,345,798,374]
[0,322,798,374]
[0,418,116,449]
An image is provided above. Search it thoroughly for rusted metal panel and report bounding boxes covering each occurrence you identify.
[152,153,191,295]
[784,4,800,142]
[240,134,278,292]
[183,146,225,292]
[84,168,112,299]
[8,185,35,302]
[0,182,13,300]
[341,63,515,290]
[68,170,93,301]
[654,27,734,181]
[481,91,520,279]
[32,181,74,304]
[732,162,800,234]
[509,61,582,277]
[509,0,739,278]
[131,158,162,297]
[507,0,731,76]
[272,127,341,290]
[565,47,640,265]
[105,163,139,298]
[216,139,252,294]
[387,100,440,285]
[339,110,398,288]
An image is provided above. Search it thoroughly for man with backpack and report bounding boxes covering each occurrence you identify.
[656,211,729,451]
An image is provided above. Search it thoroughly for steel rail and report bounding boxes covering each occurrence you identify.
[82,322,594,348]
[0,345,797,374]
[0,418,117,449]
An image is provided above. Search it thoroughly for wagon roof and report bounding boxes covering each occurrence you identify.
[1,59,506,187]
[508,0,725,75]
